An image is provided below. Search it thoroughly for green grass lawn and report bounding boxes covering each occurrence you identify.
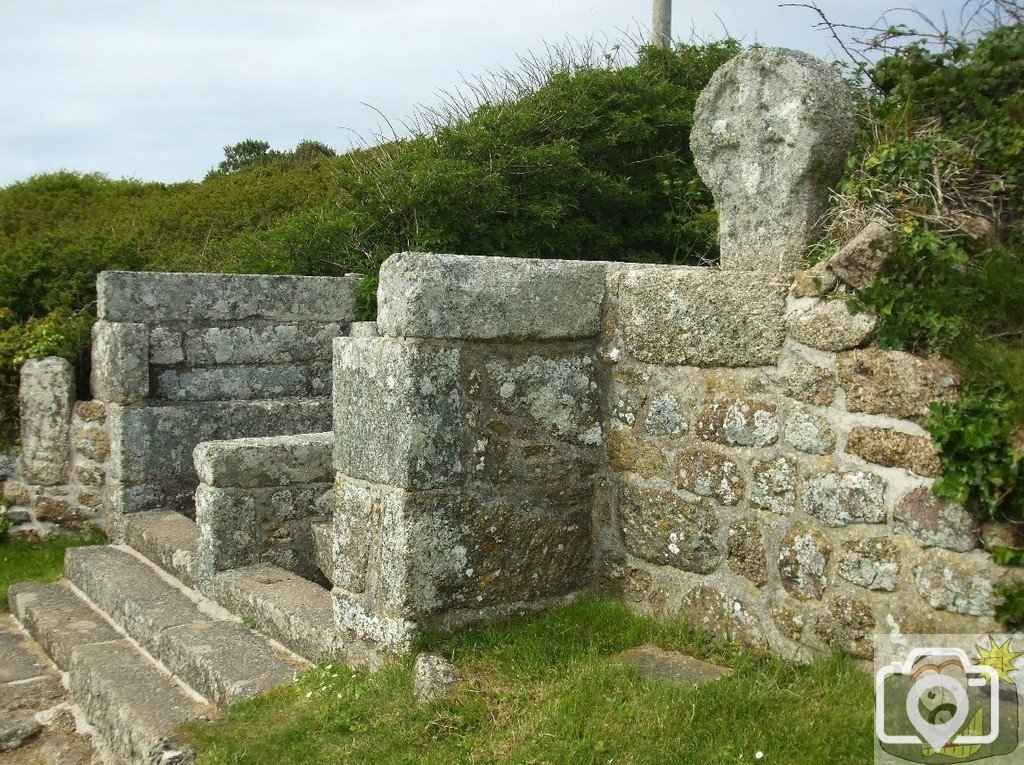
[0,530,103,610]
[182,597,874,764]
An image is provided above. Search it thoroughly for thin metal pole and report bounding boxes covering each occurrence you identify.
[653,0,672,49]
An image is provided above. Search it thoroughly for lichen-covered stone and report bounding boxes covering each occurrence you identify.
[750,456,798,515]
[107,399,332,484]
[838,348,959,424]
[690,47,855,273]
[1,480,32,506]
[727,514,768,586]
[676,584,768,648]
[74,464,105,486]
[606,431,671,480]
[181,323,345,365]
[333,338,464,490]
[34,495,82,524]
[676,446,745,505]
[196,483,332,582]
[782,403,835,455]
[73,400,107,423]
[413,653,461,705]
[98,270,360,323]
[785,300,876,352]
[377,253,606,340]
[349,321,379,338]
[618,267,787,366]
[791,260,838,298]
[194,432,334,488]
[694,398,779,447]
[778,524,832,600]
[72,426,109,463]
[149,326,184,365]
[803,471,886,526]
[827,219,893,289]
[770,601,806,641]
[483,353,602,447]
[610,384,645,430]
[641,393,689,438]
[837,538,901,591]
[19,357,74,486]
[154,362,330,402]
[780,346,837,406]
[845,428,942,476]
[814,597,875,658]
[90,321,149,404]
[618,481,721,574]
[913,551,998,616]
[894,488,978,552]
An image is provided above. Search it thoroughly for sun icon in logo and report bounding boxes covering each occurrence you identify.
[975,637,1024,685]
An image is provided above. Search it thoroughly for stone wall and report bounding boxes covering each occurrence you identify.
[2,360,110,532]
[194,432,334,586]
[598,263,1011,660]
[95,271,359,535]
[2,271,360,537]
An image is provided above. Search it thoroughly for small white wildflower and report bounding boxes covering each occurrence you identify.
[755,752,764,760]
[305,691,313,698]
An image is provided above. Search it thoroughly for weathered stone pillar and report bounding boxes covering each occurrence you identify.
[691,47,855,274]
[19,357,74,486]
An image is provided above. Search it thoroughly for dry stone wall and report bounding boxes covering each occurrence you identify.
[599,264,1010,659]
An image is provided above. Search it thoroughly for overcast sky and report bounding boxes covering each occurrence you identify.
[0,1,967,187]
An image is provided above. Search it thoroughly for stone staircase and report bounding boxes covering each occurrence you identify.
[7,509,341,764]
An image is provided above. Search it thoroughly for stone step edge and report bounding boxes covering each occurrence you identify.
[115,542,314,672]
[4,611,113,764]
[63,575,212,709]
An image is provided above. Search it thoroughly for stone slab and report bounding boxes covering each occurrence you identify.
[19,357,74,486]
[68,640,205,764]
[377,252,607,340]
[107,398,332,484]
[608,644,733,685]
[617,266,787,366]
[180,322,346,365]
[123,510,201,589]
[90,320,149,404]
[333,338,465,489]
[97,270,361,324]
[8,581,119,671]
[691,47,854,273]
[194,432,334,488]
[153,362,331,402]
[212,563,337,663]
[156,620,300,708]
[312,520,334,586]
[64,545,205,654]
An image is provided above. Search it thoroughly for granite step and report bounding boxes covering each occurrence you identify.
[63,545,303,706]
[124,510,200,589]
[70,639,208,764]
[212,563,338,664]
[311,519,335,586]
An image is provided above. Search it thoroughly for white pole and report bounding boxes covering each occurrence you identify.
[653,0,672,49]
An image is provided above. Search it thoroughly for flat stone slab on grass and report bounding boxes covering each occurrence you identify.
[608,644,733,686]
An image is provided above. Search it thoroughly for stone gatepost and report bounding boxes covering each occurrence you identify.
[691,47,855,274]
[19,357,74,486]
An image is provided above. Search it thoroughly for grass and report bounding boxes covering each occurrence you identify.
[0,530,104,610]
[182,597,874,764]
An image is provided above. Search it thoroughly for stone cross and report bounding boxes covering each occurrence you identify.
[691,47,855,274]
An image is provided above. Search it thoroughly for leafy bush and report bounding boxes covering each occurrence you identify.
[826,16,1024,520]
[0,40,735,443]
